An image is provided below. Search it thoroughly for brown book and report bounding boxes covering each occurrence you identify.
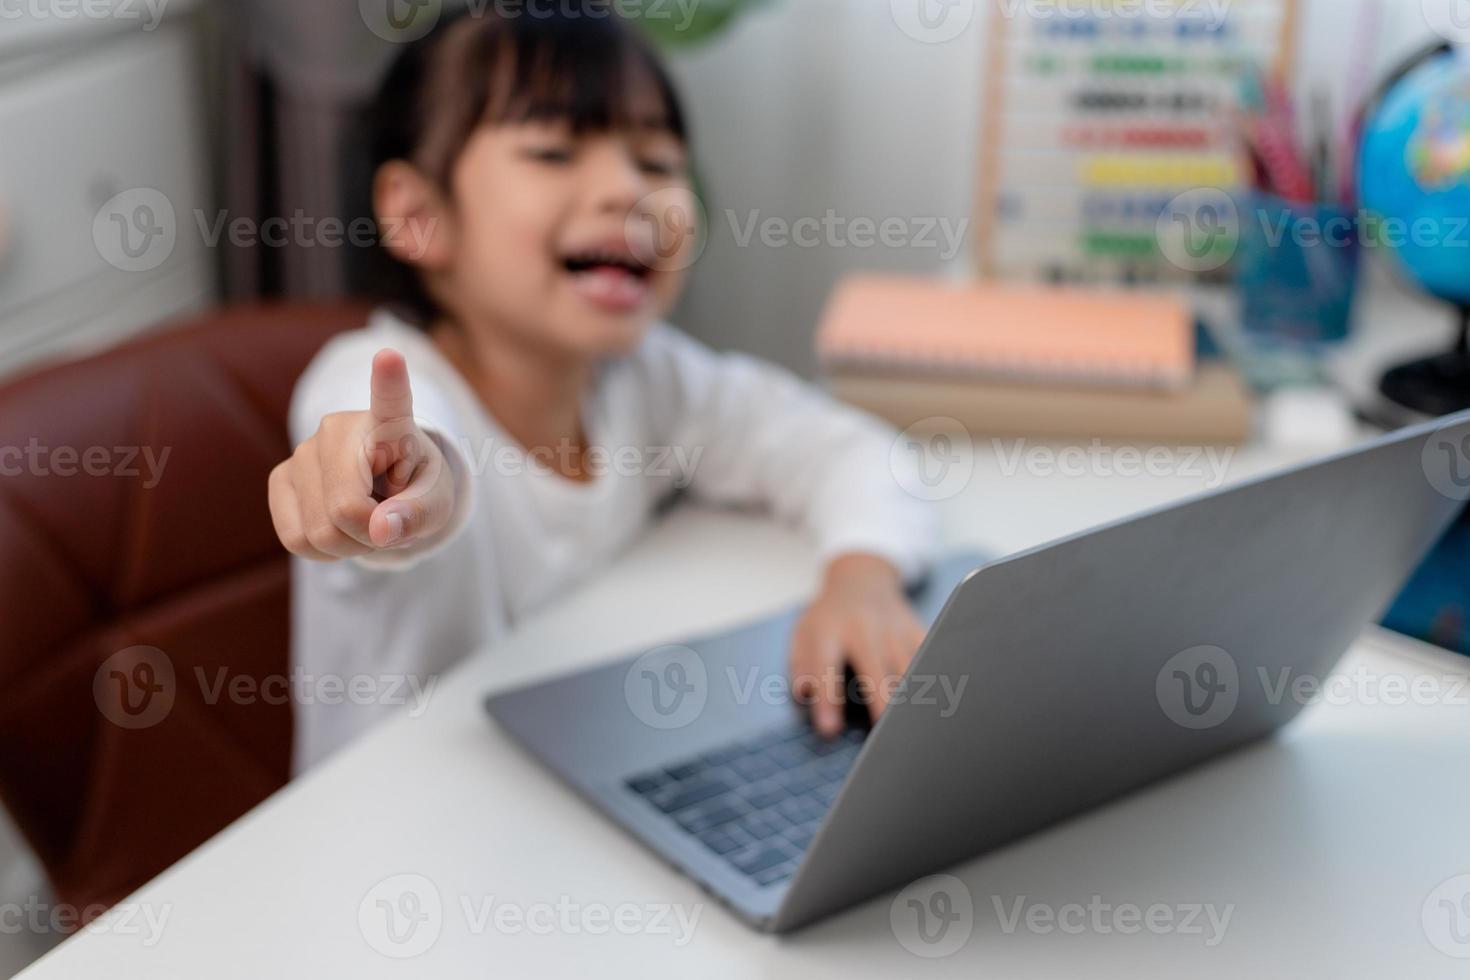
[816,275,1195,391]
[827,365,1255,445]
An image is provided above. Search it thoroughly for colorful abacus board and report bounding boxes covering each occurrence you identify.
[975,0,1298,283]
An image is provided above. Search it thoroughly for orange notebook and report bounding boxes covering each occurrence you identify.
[815,276,1195,391]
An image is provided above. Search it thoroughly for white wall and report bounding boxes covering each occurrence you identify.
[666,0,1445,375]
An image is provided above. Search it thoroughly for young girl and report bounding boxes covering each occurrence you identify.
[268,7,939,771]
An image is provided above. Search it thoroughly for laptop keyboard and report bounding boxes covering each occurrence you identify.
[624,722,866,888]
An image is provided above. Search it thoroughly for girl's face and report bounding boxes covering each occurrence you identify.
[438,119,695,358]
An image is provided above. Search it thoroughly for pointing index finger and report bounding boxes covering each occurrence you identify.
[370,348,415,424]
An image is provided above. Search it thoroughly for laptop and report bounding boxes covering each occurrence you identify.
[486,412,1470,933]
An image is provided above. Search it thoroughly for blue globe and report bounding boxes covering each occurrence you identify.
[1359,51,1470,307]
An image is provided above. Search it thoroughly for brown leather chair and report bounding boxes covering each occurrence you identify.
[0,303,364,913]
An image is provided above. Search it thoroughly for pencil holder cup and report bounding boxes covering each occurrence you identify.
[1235,192,1361,347]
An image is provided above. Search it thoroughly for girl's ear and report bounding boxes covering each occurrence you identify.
[373,161,455,271]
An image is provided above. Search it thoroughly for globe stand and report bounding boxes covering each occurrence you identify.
[1380,306,1470,416]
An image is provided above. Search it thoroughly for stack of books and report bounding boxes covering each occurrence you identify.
[816,276,1254,444]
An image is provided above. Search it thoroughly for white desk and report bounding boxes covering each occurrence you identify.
[19,435,1470,978]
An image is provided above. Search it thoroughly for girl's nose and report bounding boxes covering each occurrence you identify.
[585,141,649,214]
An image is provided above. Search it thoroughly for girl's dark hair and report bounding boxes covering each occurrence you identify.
[360,4,688,327]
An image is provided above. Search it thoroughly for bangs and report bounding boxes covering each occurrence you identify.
[398,8,688,186]
[484,14,686,138]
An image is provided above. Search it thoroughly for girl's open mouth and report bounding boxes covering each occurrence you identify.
[562,249,653,314]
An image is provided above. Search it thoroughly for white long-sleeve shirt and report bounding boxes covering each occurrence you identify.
[288,309,939,771]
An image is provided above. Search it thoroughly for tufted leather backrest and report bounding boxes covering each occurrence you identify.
[0,304,364,912]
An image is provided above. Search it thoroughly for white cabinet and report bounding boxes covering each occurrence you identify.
[0,7,214,376]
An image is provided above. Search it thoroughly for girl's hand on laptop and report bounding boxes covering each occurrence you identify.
[789,553,927,737]
[269,349,455,560]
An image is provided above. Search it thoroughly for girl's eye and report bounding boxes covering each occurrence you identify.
[638,158,681,178]
[525,146,574,164]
